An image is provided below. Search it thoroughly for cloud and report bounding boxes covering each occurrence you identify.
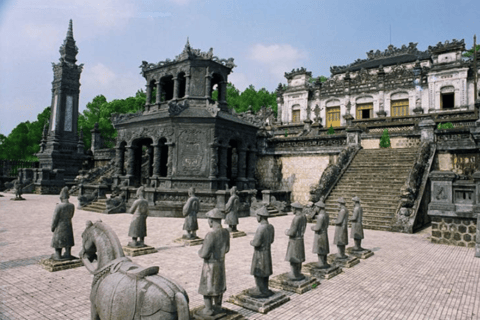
[248,43,308,80]
[85,63,116,87]
[228,73,249,92]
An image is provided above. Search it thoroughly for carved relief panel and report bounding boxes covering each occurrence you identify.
[190,67,205,96]
[177,128,208,177]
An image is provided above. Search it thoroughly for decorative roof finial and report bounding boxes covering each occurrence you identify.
[186,37,190,48]
[67,19,73,39]
[59,19,78,64]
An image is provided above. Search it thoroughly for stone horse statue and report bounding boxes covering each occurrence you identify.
[80,220,191,320]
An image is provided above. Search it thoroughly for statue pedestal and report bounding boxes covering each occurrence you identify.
[191,306,245,320]
[269,272,319,294]
[122,245,157,257]
[174,237,204,246]
[346,247,374,259]
[40,256,83,272]
[229,230,247,238]
[228,288,290,314]
[302,262,342,280]
[10,197,26,201]
[327,254,360,268]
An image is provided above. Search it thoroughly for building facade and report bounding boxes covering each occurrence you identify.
[277,39,480,127]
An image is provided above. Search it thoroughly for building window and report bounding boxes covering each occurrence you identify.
[391,99,409,117]
[356,103,373,119]
[441,93,454,109]
[326,107,340,127]
[292,110,301,123]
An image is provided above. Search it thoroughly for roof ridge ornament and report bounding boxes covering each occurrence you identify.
[284,67,311,79]
[428,39,465,54]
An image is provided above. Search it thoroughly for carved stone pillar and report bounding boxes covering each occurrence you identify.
[173,77,179,99]
[209,141,219,179]
[126,146,135,176]
[218,146,228,179]
[156,82,162,104]
[146,84,152,105]
[247,150,257,179]
[237,148,247,190]
[166,142,175,177]
[205,74,212,98]
[147,146,153,177]
[220,81,227,103]
[116,146,125,175]
[185,73,190,97]
[152,144,161,177]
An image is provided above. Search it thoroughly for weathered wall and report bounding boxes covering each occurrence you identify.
[434,152,480,176]
[430,216,476,247]
[256,154,332,204]
[361,137,421,149]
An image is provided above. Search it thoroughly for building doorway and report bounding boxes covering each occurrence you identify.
[356,103,373,119]
[441,93,454,109]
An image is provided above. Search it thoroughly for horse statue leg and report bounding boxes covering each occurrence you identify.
[91,303,100,320]
[175,292,190,320]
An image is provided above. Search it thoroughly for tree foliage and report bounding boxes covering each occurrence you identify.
[380,129,391,148]
[213,83,278,115]
[463,44,480,58]
[327,125,335,135]
[0,107,51,160]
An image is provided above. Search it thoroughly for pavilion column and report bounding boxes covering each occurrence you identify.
[116,146,125,175]
[185,73,191,97]
[218,146,228,179]
[166,142,175,177]
[247,150,257,180]
[205,74,212,98]
[173,77,179,99]
[146,84,152,105]
[152,144,161,177]
[147,146,153,177]
[209,141,219,179]
[126,146,135,176]
[220,81,227,103]
[156,82,162,104]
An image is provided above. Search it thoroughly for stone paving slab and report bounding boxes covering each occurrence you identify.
[0,193,479,319]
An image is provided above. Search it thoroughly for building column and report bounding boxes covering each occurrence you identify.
[126,146,135,176]
[116,146,125,175]
[209,141,219,179]
[185,73,191,97]
[173,77,179,99]
[219,81,227,103]
[218,146,228,179]
[205,74,212,98]
[147,146,153,177]
[146,83,152,105]
[152,144,161,177]
[156,82,162,104]
[247,150,257,180]
[166,142,175,177]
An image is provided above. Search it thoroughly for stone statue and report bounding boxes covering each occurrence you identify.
[224,186,240,232]
[105,190,126,214]
[333,197,349,259]
[349,196,365,251]
[51,187,75,260]
[182,187,200,239]
[285,202,307,281]
[80,220,191,320]
[197,208,230,317]
[14,179,24,200]
[249,206,275,298]
[128,186,149,247]
[311,200,330,268]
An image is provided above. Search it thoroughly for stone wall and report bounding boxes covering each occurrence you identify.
[280,155,330,204]
[430,216,476,247]
[361,137,421,149]
[255,155,283,190]
[435,151,480,175]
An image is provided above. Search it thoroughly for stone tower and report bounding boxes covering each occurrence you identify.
[37,20,86,181]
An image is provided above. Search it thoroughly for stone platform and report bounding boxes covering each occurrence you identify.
[10,197,26,201]
[346,247,374,259]
[122,245,157,257]
[191,306,245,320]
[40,257,83,272]
[228,288,290,314]
[174,237,204,246]
[327,254,360,268]
[229,230,247,238]
[269,272,319,294]
[302,261,342,280]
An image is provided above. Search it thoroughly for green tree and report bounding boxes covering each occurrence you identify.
[463,44,480,58]
[380,129,391,148]
[309,76,328,83]
[327,125,335,135]
[212,83,277,115]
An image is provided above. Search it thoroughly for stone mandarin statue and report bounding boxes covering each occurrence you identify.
[14,179,24,200]
[249,206,275,298]
[334,197,349,259]
[349,196,365,251]
[182,187,200,239]
[225,186,240,232]
[198,208,230,317]
[51,187,75,260]
[128,186,149,247]
[311,200,331,268]
[285,202,307,280]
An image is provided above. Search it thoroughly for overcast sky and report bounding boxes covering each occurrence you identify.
[0,0,478,136]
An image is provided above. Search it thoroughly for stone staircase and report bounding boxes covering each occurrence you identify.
[325,147,419,231]
[81,199,107,213]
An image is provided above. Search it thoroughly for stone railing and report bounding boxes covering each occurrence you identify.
[0,159,39,177]
[266,134,347,154]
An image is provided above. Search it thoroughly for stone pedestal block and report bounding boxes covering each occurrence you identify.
[10,197,26,201]
[327,254,360,268]
[346,247,374,259]
[269,273,319,294]
[228,288,290,314]
[229,230,247,238]
[302,262,342,280]
[191,306,245,320]
[122,245,157,257]
[40,257,83,272]
[174,237,204,246]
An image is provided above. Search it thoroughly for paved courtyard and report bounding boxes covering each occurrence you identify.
[0,193,479,320]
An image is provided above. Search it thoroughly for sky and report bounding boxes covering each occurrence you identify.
[0,0,479,136]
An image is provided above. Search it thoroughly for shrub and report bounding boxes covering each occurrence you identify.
[380,129,391,148]
[285,129,288,137]
[437,122,454,130]
[327,125,335,135]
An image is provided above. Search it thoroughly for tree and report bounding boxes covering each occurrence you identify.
[463,44,480,58]
[327,125,335,135]
[380,129,391,148]
[309,76,328,83]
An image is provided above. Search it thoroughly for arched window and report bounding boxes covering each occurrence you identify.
[390,92,409,117]
[291,104,301,123]
[161,75,174,101]
[177,72,186,98]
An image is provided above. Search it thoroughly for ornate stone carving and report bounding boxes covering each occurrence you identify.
[111,111,143,127]
[168,100,189,116]
[206,100,220,117]
[284,67,312,79]
[428,39,465,54]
